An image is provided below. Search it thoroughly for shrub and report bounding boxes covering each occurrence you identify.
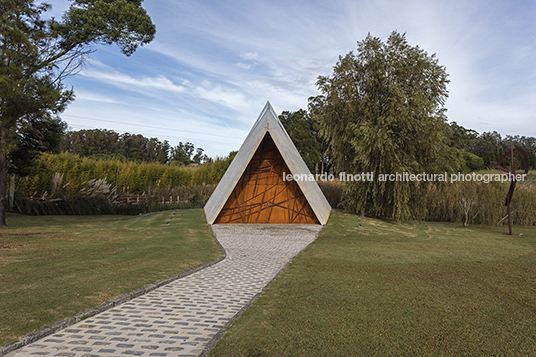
[461,151,485,171]
[15,152,231,197]
[14,192,116,216]
[317,180,345,209]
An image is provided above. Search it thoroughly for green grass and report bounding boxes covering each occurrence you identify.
[210,210,536,356]
[0,209,222,346]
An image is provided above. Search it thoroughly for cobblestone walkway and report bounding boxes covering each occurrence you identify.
[7,224,322,357]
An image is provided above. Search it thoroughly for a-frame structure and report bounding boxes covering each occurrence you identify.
[204,102,331,225]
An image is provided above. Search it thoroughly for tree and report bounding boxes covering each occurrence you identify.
[444,122,485,172]
[472,131,504,168]
[446,121,478,152]
[0,0,155,226]
[170,142,194,165]
[157,140,170,164]
[310,31,455,220]
[279,109,322,173]
[9,115,67,176]
[63,129,174,164]
[193,147,207,164]
[64,129,121,157]
[146,138,170,164]
[119,133,148,162]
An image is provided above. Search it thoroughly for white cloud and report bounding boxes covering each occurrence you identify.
[80,69,185,94]
[241,52,259,60]
[73,92,120,104]
[194,81,247,111]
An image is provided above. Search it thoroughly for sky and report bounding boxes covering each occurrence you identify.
[48,0,536,158]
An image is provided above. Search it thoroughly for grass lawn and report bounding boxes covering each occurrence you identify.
[210,210,536,356]
[0,208,222,346]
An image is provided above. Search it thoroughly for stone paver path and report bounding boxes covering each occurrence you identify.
[6,224,322,357]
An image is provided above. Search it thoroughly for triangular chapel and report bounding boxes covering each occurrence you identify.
[204,102,331,225]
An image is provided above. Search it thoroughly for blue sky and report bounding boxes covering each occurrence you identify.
[48,0,536,158]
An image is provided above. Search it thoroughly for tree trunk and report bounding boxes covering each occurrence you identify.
[9,174,15,212]
[0,124,10,227]
[0,150,8,227]
[320,150,325,176]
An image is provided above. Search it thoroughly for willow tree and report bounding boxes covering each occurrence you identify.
[0,0,155,226]
[310,31,456,220]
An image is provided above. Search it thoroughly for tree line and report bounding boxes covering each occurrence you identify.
[447,124,536,170]
[63,129,208,165]
[281,111,536,177]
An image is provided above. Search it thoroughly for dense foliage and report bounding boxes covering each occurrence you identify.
[14,151,233,196]
[63,129,207,164]
[278,110,322,173]
[310,32,456,220]
[444,122,536,170]
[8,151,232,216]
[471,132,536,170]
[4,13,535,224]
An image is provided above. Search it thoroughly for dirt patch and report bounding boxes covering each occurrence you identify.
[366,220,386,227]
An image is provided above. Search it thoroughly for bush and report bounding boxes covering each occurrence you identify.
[13,184,217,216]
[461,151,485,171]
[14,192,115,216]
[317,180,345,209]
[14,152,231,197]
